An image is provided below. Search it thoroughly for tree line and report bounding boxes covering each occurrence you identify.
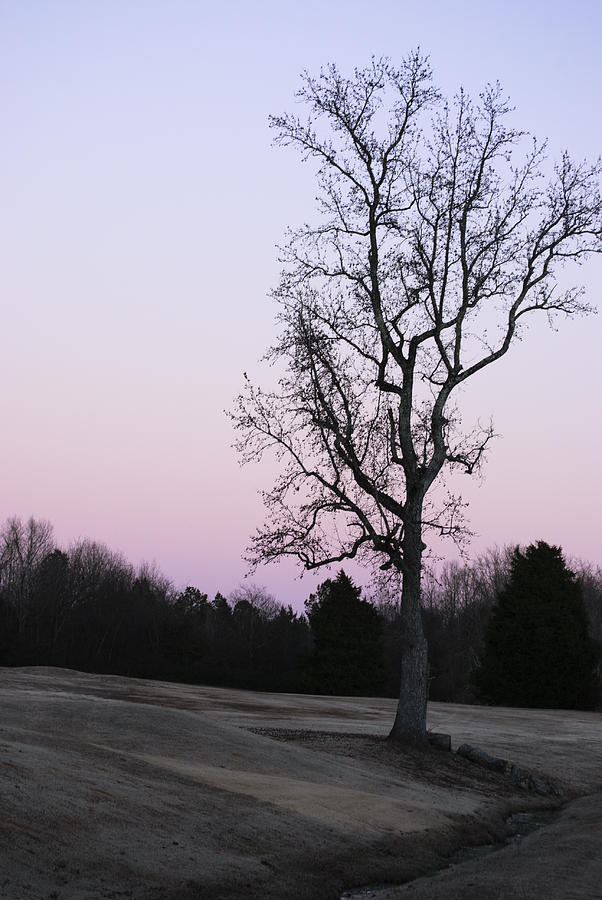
[0,516,311,690]
[0,516,599,708]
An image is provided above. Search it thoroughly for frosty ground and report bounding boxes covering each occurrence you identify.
[1,667,600,898]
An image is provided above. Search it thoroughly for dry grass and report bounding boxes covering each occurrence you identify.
[0,667,600,899]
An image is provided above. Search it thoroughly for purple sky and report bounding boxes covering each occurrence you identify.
[1,0,601,609]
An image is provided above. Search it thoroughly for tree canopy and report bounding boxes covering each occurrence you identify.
[304,570,386,696]
[472,541,600,710]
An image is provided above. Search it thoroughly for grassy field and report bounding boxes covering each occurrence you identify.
[1,667,600,898]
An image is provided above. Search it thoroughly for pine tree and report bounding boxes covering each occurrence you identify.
[304,571,387,696]
[473,542,600,709]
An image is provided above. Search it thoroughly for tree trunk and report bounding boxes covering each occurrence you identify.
[389,522,428,743]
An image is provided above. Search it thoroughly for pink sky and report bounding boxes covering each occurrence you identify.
[1,0,601,609]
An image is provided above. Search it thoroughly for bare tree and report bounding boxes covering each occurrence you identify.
[232,53,602,741]
[229,583,280,620]
[418,547,514,702]
[0,516,55,635]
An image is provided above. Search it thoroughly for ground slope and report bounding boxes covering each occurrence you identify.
[0,668,600,898]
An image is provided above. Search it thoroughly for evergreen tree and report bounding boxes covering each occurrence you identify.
[473,541,600,709]
[304,571,386,696]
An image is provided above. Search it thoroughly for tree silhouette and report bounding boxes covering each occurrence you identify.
[304,571,386,696]
[31,549,70,663]
[232,52,602,741]
[472,542,600,710]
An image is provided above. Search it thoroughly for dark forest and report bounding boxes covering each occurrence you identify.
[1,516,599,709]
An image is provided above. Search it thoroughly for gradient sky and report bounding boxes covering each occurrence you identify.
[1,0,601,608]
